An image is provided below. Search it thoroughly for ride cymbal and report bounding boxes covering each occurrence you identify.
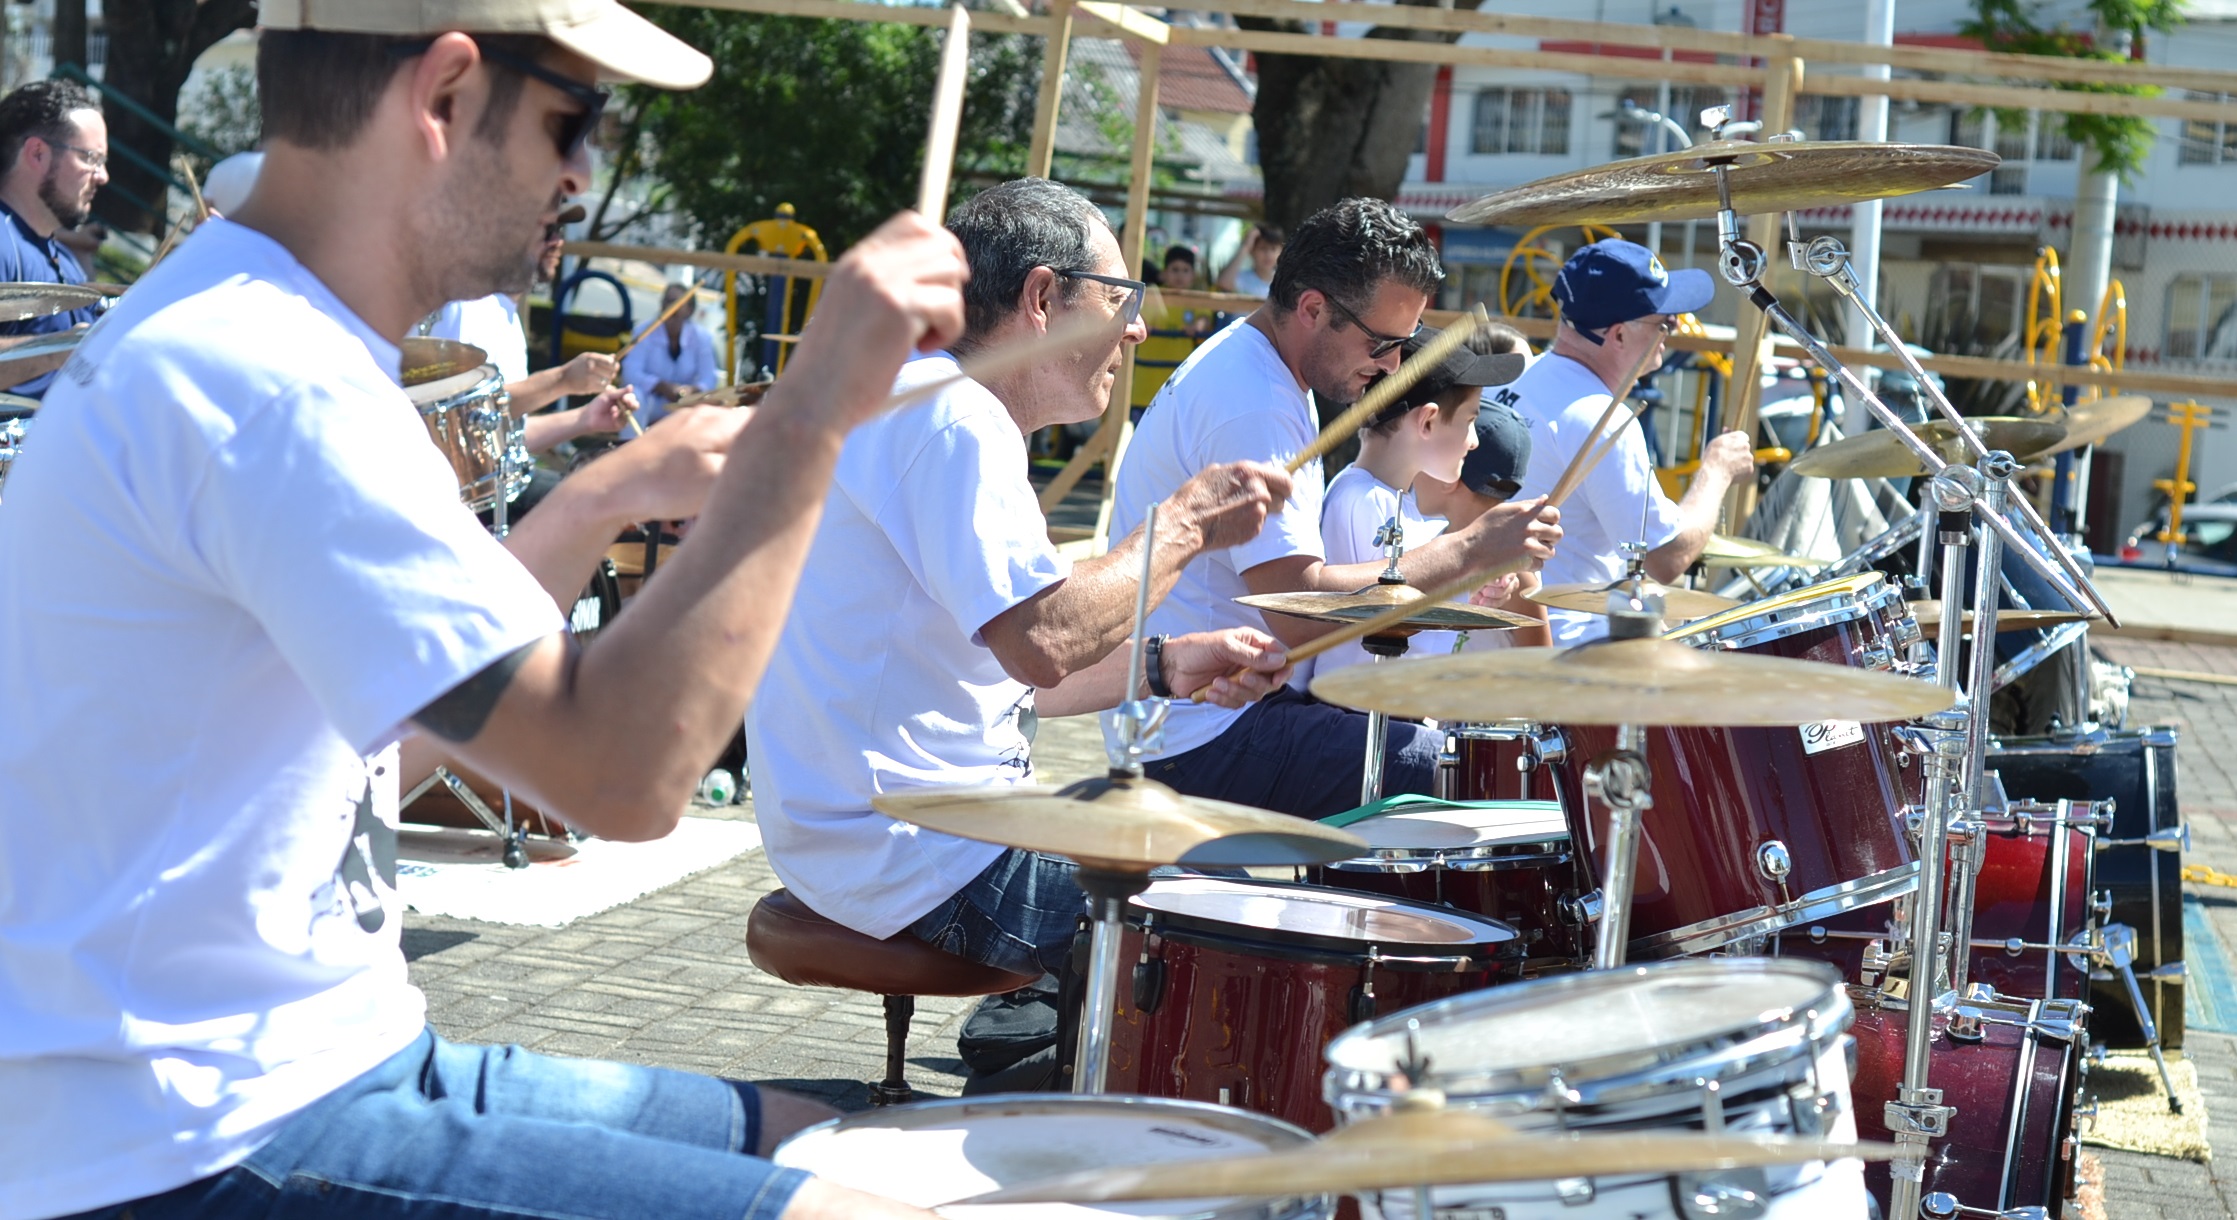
[1447,140,1998,227]
[0,282,106,323]
[2040,395,2152,456]
[399,337,490,387]
[1908,600,2092,639]
[1311,635,1957,727]
[1530,578,1740,621]
[1700,534,1832,569]
[1788,417,2067,480]
[1239,585,1535,633]
[872,775,1368,871]
[962,1106,1895,1204]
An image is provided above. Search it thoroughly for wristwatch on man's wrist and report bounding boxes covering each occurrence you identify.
[1143,634,1173,698]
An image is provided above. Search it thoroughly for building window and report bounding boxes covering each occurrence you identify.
[2180,92,2237,165]
[1930,263,2027,353]
[1471,87,1572,156]
[1949,111,2031,194]
[1612,84,1730,157]
[2166,273,2237,361]
[1793,95,1859,142]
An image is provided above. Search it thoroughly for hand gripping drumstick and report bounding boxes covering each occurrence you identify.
[610,285,706,437]
[1285,304,1489,474]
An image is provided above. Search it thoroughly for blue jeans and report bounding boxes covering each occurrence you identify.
[59,1028,806,1220]
[1147,685,1440,817]
[906,848,1086,978]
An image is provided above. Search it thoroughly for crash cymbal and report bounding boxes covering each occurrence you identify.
[1311,635,1957,727]
[1908,600,2092,639]
[1239,585,1535,633]
[962,1106,1895,1204]
[672,380,772,410]
[0,282,105,323]
[1530,578,1741,621]
[2040,395,2152,456]
[1448,140,1998,227]
[1700,534,1831,569]
[399,337,490,387]
[0,329,81,391]
[0,392,37,420]
[871,774,1368,872]
[1788,417,2066,480]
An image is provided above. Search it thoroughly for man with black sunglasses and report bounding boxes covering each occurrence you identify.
[1108,197,1563,817]
[0,4,974,1220]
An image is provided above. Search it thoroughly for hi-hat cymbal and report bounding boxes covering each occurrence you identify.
[1530,578,1740,621]
[1788,417,2066,480]
[1310,635,1956,727]
[0,282,105,323]
[399,337,490,387]
[1700,534,1831,569]
[1239,585,1535,633]
[962,1106,1894,1204]
[2040,395,2152,456]
[871,775,1368,872]
[1447,140,1998,227]
[1908,600,2092,639]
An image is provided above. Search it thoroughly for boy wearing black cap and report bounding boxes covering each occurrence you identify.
[1505,239,1754,644]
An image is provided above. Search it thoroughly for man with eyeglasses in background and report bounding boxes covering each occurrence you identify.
[1503,239,1755,645]
[748,178,1296,981]
[0,79,109,399]
[1109,197,1562,817]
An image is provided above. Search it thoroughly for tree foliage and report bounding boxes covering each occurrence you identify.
[629,8,1039,250]
[1961,0,2186,179]
[99,0,257,231]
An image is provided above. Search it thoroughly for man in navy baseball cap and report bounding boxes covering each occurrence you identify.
[1504,238,1757,644]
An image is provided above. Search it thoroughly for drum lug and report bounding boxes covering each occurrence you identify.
[1561,889,1605,927]
[1131,955,1167,1015]
[1754,840,1793,887]
[1922,1194,2050,1220]
[1529,725,1569,767]
[1947,1005,1987,1043]
[1348,952,1380,1024]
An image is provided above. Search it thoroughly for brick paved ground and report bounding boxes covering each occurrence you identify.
[402,642,2237,1216]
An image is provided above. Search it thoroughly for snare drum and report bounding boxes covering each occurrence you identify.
[1323,958,1865,1220]
[1555,573,1925,957]
[1106,877,1520,1132]
[1310,801,1589,964]
[773,1093,1333,1220]
[408,364,530,512]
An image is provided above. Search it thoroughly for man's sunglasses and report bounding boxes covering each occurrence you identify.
[1053,269,1147,329]
[1322,293,1421,359]
[389,39,610,158]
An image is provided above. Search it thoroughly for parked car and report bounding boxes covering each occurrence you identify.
[2111,502,2237,576]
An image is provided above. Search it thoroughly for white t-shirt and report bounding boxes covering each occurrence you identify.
[425,292,529,383]
[1233,265,1270,297]
[746,354,1070,939]
[620,320,719,426]
[0,219,562,1219]
[1108,318,1325,758]
[1313,463,1456,681]
[1503,352,1681,646]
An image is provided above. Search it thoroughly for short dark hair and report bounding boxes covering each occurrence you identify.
[1268,198,1442,318]
[1481,322,1530,356]
[1163,245,1196,267]
[258,30,548,152]
[946,178,1107,352]
[0,79,100,176]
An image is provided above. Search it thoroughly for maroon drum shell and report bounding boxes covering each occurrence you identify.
[1103,883,1520,1133]
[1552,593,1923,953]
[1848,1000,2081,1213]
[1966,819,2096,1000]
[1441,727,1562,804]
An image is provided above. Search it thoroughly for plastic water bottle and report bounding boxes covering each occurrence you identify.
[699,768,737,806]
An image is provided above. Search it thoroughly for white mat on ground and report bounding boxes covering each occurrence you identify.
[396,817,761,928]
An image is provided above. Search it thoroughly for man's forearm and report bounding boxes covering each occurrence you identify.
[985,513,1206,686]
[1648,470,1736,582]
[521,407,589,455]
[506,366,576,415]
[1034,645,1137,718]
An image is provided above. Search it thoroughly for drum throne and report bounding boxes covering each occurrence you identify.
[745,889,1038,1104]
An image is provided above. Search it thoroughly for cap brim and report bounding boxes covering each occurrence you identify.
[1647,266,1717,317]
[546,4,712,89]
[1448,349,1528,390]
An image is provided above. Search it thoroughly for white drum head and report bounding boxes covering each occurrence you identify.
[406,364,501,408]
[1132,876,1511,946]
[1352,802,1568,851]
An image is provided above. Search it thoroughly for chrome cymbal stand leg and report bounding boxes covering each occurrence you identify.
[1890,711,1967,1220]
[1585,724,1651,971]
[1942,456,2016,994]
[1360,517,1413,806]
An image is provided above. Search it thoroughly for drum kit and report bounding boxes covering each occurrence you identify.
[798,125,2190,1220]
[0,282,107,501]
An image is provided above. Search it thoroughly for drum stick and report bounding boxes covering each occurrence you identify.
[1286,304,1489,475]
[615,285,702,362]
[916,4,972,219]
[174,155,210,222]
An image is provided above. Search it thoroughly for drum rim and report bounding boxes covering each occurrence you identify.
[1129,876,1523,966]
[1323,958,1850,1102]
[1445,720,1541,740]
[1327,801,1571,869]
[1630,859,1921,957]
[406,362,507,407]
[1670,571,1901,651]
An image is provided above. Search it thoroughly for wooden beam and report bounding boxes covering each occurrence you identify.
[1076,0,1168,46]
[1726,49,1803,530]
[1801,72,2237,125]
[566,240,835,278]
[1166,24,1760,89]
[918,4,972,219]
[1026,0,1074,178]
[669,0,1054,35]
[1093,37,1165,549]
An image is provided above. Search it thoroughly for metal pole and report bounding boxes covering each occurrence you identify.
[1588,724,1650,969]
[1074,897,1126,1092]
[2052,312,2087,534]
[1844,0,1896,436]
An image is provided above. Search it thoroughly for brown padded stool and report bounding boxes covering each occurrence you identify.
[746,888,1038,1104]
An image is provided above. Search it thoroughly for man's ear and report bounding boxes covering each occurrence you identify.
[1019,265,1060,333]
[402,31,485,163]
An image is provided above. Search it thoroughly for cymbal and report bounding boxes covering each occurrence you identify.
[871,774,1369,872]
[672,380,772,410]
[0,391,37,420]
[1530,578,1740,621]
[0,329,80,391]
[1447,140,1998,226]
[2040,395,2152,456]
[399,337,490,387]
[1239,585,1535,633]
[1908,600,2092,639]
[0,282,105,323]
[1700,534,1831,569]
[963,1106,1894,1204]
[1310,635,1957,727]
[1788,417,2066,480]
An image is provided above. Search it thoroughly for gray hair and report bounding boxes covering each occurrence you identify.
[946,178,1109,353]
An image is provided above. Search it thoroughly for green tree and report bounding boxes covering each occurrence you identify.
[1962,0,2186,179]
[177,64,261,160]
[628,8,1039,251]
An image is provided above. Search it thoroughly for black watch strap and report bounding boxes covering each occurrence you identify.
[1144,634,1173,698]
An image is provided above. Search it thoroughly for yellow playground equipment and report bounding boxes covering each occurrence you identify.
[1499,223,1620,318]
[2023,246,2126,412]
[724,203,828,381]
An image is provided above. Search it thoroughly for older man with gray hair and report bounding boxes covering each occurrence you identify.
[748,177,1295,978]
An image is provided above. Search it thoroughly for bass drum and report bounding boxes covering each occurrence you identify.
[1848,994,2086,1216]
[1990,726,2183,1048]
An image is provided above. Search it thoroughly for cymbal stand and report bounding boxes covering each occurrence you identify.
[1359,517,1413,806]
[1942,456,2015,997]
[1583,597,1662,970]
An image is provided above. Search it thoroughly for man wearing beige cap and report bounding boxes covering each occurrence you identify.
[0,4,963,1220]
